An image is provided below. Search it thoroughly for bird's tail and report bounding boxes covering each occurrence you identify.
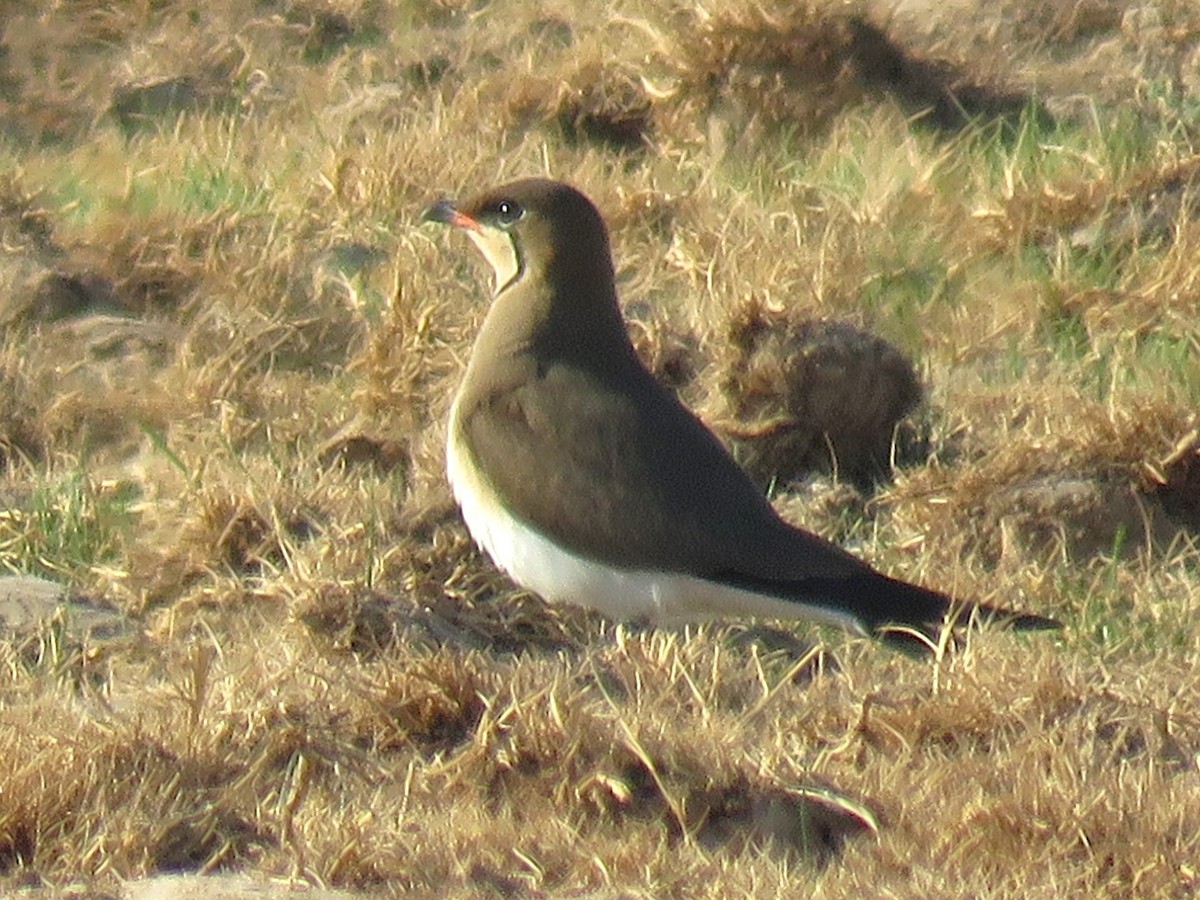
[792,569,1061,654]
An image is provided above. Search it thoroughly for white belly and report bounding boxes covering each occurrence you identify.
[445,409,863,632]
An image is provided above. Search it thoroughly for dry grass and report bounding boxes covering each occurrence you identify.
[1,0,1199,896]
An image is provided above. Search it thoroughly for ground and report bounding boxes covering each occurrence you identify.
[0,0,1198,897]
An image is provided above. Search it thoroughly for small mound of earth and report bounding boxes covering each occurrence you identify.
[987,474,1179,563]
[711,306,923,490]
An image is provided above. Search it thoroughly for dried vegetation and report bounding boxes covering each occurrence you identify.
[1,0,1199,896]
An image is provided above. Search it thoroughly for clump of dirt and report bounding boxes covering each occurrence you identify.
[711,301,923,490]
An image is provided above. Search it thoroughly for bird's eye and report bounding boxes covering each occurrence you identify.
[494,199,524,226]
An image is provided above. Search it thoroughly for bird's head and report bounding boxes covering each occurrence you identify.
[423,178,613,297]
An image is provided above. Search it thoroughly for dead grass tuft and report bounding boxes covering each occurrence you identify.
[502,61,654,152]
[885,398,1200,573]
[666,1,1044,151]
[297,584,408,657]
[670,2,869,144]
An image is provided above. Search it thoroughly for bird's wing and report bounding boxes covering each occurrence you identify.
[458,360,863,582]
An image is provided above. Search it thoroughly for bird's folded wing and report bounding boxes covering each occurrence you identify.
[460,363,863,582]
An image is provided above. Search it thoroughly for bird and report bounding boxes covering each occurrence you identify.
[422,178,1060,649]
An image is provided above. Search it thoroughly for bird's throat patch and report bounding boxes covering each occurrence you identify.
[466,227,523,295]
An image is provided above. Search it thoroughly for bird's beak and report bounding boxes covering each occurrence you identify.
[421,197,482,232]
